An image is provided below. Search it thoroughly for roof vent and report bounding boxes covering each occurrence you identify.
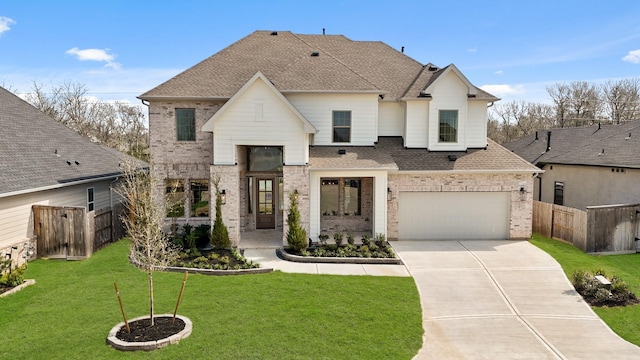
[448,155,457,161]
[311,51,319,57]
[270,31,278,36]
[428,66,438,71]
[401,46,405,53]
[625,132,631,140]
[467,94,476,98]
[338,149,346,155]
[66,160,72,166]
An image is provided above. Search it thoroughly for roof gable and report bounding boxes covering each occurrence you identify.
[423,64,477,96]
[202,71,317,133]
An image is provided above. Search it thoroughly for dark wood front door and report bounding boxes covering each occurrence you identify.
[257,179,275,229]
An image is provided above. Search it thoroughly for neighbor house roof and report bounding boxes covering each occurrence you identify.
[310,138,539,173]
[503,120,640,169]
[139,30,497,102]
[0,86,145,196]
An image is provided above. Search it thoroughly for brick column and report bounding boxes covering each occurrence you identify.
[211,165,241,246]
[282,165,310,246]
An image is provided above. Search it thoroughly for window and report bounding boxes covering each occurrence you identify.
[190,180,209,217]
[248,147,283,171]
[554,181,564,205]
[87,188,94,212]
[343,179,361,215]
[332,111,351,143]
[320,178,361,216]
[176,108,196,141]
[321,179,339,216]
[166,179,185,217]
[439,110,458,142]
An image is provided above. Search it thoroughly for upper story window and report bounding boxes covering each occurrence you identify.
[332,111,351,143]
[176,108,196,141]
[439,110,458,143]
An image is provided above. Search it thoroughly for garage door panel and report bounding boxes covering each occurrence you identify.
[398,192,510,240]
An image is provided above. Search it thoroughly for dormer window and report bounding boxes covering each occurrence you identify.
[439,110,458,143]
[332,110,351,143]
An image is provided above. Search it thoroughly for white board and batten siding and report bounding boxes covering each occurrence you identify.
[398,191,510,240]
[287,93,379,146]
[466,101,489,148]
[211,78,310,166]
[378,101,404,137]
[427,70,469,151]
[0,180,115,249]
[403,101,429,148]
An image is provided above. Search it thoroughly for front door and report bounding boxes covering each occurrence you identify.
[257,179,275,229]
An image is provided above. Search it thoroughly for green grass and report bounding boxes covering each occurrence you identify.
[0,240,422,359]
[530,233,640,345]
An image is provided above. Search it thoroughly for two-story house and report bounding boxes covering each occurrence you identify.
[139,30,539,246]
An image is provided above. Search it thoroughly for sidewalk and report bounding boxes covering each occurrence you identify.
[243,248,410,277]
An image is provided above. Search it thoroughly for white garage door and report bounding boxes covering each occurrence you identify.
[398,192,510,240]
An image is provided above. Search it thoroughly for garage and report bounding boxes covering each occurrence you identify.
[398,192,510,240]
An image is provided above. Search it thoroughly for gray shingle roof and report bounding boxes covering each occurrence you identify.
[310,138,539,172]
[0,86,144,195]
[503,121,640,169]
[139,30,496,102]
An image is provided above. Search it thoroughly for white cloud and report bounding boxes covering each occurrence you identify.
[494,70,504,75]
[467,47,477,53]
[622,49,640,64]
[66,47,121,70]
[480,84,525,97]
[0,16,16,35]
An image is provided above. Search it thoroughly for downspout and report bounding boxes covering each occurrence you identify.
[535,175,542,201]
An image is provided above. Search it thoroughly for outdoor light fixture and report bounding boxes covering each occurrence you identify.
[220,190,226,205]
[387,187,392,201]
[519,187,526,201]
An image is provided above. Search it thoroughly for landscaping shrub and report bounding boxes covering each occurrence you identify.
[571,269,638,307]
[211,178,231,249]
[0,259,25,287]
[333,231,343,247]
[286,191,307,253]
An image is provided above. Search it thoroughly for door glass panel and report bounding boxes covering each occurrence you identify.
[258,180,273,215]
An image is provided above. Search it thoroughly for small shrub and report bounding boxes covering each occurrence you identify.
[184,232,198,250]
[333,231,343,247]
[286,191,308,253]
[193,224,211,248]
[318,234,329,246]
[0,260,25,287]
[346,232,355,245]
[361,235,371,246]
[374,233,386,247]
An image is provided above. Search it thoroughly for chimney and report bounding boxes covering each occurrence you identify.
[546,131,551,152]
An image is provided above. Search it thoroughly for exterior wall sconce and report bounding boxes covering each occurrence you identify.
[220,189,226,205]
[293,189,299,201]
[387,187,392,201]
[519,187,526,201]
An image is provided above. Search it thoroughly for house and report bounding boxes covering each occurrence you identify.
[0,86,137,264]
[504,121,640,210]
[139,30,539,246]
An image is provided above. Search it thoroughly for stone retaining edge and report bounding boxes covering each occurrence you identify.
[276,248,404,265]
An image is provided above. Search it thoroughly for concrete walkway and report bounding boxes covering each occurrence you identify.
[394,240,640,360]
[245,241,640,359]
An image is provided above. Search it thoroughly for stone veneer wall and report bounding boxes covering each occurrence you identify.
[0,238,35,269]
[210,165,241,246]
[282,166,310,246]
[148,101,222,221]
[387,173,533,240]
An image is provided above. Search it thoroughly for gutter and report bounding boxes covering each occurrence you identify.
[389,169,543,175]
[0,174,122,199]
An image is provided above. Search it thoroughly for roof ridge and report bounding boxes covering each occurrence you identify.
[291,33,383,92]
[401,64,430,98]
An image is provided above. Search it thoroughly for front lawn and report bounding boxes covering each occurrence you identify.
[530,234,640,346]
[0,240,422,359]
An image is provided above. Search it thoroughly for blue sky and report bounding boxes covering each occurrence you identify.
[1,0,640,107]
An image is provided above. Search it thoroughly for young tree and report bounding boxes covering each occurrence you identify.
[211,177,231,249]
[117,162,178,325]
[286,191,307,253]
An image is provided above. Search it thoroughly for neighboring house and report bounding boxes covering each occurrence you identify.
[504,121,640,210]
[139,30,539,245]
[0,86,137,264]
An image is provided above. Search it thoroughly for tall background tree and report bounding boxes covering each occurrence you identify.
[489,78,640,143]
[21,82,149,160]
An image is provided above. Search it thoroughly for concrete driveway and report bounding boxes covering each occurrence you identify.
[393,240,640,360]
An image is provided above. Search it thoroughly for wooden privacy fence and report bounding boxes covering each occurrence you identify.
[533,201,640,253]
[33,204,126,260]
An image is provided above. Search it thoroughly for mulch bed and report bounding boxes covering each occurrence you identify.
[0,284,13,295]
[115,316,185,342]
[579,292,640,307]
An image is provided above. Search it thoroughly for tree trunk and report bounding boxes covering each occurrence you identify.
[148,269,154,326]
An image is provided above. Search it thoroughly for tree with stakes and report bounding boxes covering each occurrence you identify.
[117,161,179,326]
